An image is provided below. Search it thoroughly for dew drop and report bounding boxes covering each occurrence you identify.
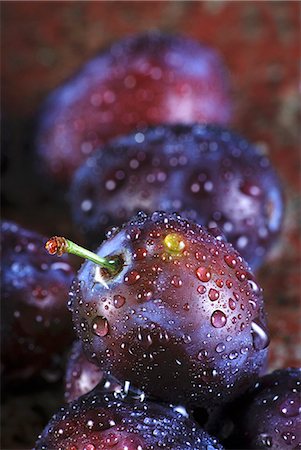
[281,431,295,445]
[240,181,262,197]
[171,275,183,288]
[280,397,300,418]
[248,279,260,293]
[92,316,109,337]
[196,267,211,282]
[259,433,273,447]
[33,286,48,300]
[208,288,219,301]
[195,252,206,262]
[113,295,126,309]
[81,199,93,212]
[229,351,238,360]
[163,233,185,254]
[226,279,233,289]
[228,298,236,310]
[235,270,246,282]
[127,227,141,241]
[197,349,208,360]
[224,255,237,268]
[183,334,191,343]
[215,343,225,353]
[124,270,141,285]
[133,248,147,260]
[215,279,224,288]
[211,310,227,328]
[197,285,206,295]
[105,433,119,447]
[251,318,270,350]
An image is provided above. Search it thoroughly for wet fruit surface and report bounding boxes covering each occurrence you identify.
[35,31,231,185]
[35,385,224,449]
[1,220,75,382]
[227,368,301,449]
[1,3,299,449]
[71,124,283,269]
[65,341,104,403]
[70,212,268,411]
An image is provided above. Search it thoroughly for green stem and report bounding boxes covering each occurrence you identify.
[45,236,122,275]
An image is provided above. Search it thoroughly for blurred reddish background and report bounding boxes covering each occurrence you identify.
[1,2,300,448]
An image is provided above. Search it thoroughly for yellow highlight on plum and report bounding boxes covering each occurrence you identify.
[163,233,186,254]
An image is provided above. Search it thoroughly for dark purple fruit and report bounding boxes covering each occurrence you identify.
[35,384,223,449]
[35,31,232,185]
[228,368,301,449]
[1,220,75,382]
[70,124,283,270]
[65,340,105,403]
[47,211,268,412]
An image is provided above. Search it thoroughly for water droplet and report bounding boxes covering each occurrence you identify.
[251,318,270,350]
[229,351,238,360]
[211,310,227,328]
[113,295,126,309]
[191,182,200,193]
[183,302,190,311]
[208,288,219,301]
[224,255,237,268]
[124,270,141,285]
[281,431,295,445]
[183,334,191,343]
[215,343,225,353]
[133,248,147,260]
[259,434,273,447]
[197,349,209,360]
[248,279,260,293]
[134,131,144,143]
[33,286,48,300]
[171,275,183,288]
[237,235,248,249]
[105,433,119,447]
[86,420,94,429]
[204,180,213,192]
[195,252,206,261]
[228,298,236,310]
[137,289,153,302]
[280,397,300,418]
[240,180,262,197]
[226,279,233,289]
[196,267,211,282]
[127,227,141,241]
[215,279,224,288]
[163,233,185,254]
[197,285,206,294]
[240,346,249,354]
[235,270,246,282]
[81,199,93,212]
[92,316,109,337]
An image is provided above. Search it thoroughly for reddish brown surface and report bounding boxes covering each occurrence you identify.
[1,2,300,449]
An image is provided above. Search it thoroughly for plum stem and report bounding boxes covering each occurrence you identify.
[45,236,122,274]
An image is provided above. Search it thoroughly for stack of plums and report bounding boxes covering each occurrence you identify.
[2,32,300,449]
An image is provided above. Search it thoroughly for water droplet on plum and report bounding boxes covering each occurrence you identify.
[196,267,211,282]
[211,310,227,328]
[92,316,109,337]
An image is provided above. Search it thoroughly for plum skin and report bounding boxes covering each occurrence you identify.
[65,340,105,403]
[227,368,301,449]
[35,384,224,450]
[69,211,269,413]
[35,31,232,185]
[1,220,75,382]
[70,124,284,270]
